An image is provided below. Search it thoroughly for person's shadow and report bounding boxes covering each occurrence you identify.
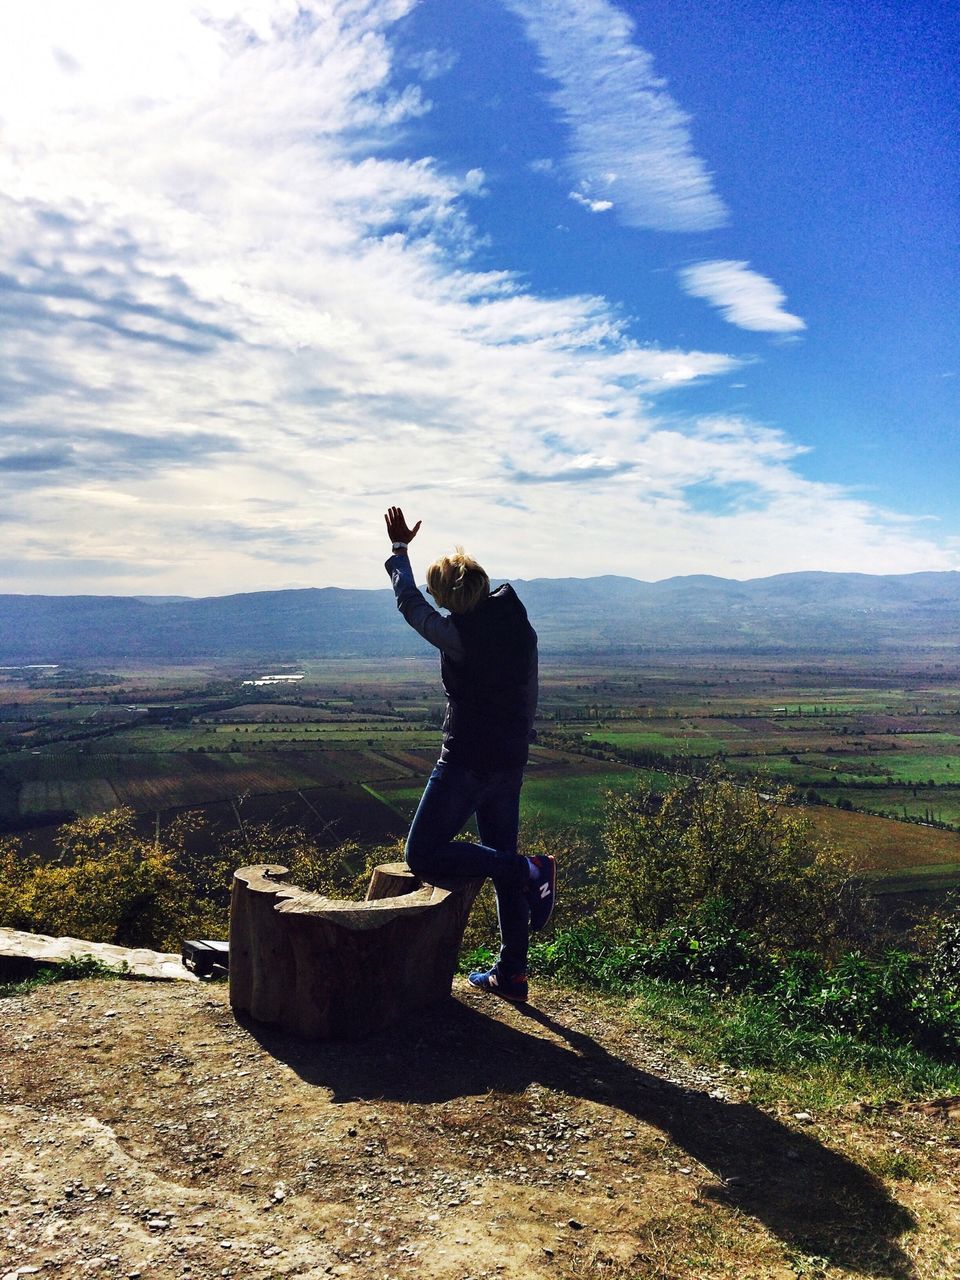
[239,990,917,1278]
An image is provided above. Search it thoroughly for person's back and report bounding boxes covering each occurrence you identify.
[441,582,537,771]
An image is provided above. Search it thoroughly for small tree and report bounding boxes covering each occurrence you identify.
[598,767,855,951]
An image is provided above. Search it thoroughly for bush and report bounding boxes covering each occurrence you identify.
[524,918,960,1062]
[218,821,403,902]
[598,767,855,950]
[0,808,388,952]
[927,895,960,994]
[635,898,776,989]
[0,809,219,950]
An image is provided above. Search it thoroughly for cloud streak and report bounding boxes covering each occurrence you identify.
[502,0,728,232]
[0,0,951,594]
[679,260,806,333]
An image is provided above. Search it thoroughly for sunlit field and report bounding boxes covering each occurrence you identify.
[2,655,959,911]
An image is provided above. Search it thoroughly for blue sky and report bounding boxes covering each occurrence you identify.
[0,0,956,594]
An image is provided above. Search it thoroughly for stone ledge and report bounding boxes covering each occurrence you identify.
[0,927,199,983]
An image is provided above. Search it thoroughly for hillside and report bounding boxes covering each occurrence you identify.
[3,976,957,1279]
[3,569,960,662]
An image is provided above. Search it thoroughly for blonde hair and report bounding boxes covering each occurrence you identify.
[426,546,490,614]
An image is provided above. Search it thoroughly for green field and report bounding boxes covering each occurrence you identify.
[3,655,960,908]
[580,727,733,754]
[377,764,661,833]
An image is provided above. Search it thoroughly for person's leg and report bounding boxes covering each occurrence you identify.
[404,761,528,885]
[475,768,529,977]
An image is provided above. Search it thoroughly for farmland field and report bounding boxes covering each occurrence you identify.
[377,758,663,835]
[1,653,959,911]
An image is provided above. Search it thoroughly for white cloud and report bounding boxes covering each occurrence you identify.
[501,0,727,232]
[679,260,806,333]
[0,0,952,596]
[569,190,613,213]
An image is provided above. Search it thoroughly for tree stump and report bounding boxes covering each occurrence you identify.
[229,862,483,1040]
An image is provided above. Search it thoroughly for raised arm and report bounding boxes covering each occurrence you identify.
[382,507,464,659]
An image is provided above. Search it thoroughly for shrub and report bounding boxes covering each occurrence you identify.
[598,766,855,950]
[219,821,403,901]
[636,898,776,989]
[460,822,597,954]
[0,809,218,950]
[927,895,960,994]
[0,808,383,952]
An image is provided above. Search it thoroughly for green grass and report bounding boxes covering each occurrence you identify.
[865,863,960,895]
[838,787,960,826]
[862,751,960,783]
[359,782,407,819]
[0,954,129,999]
[606,977,960,1110]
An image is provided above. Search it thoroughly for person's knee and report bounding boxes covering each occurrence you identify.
[404,832,431,876]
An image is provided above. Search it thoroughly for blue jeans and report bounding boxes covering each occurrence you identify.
[404,760,529,976]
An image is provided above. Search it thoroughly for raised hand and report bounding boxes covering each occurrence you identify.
[384,506,422,545]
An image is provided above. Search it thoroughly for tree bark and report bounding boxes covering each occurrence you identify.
[229,863,483,1040]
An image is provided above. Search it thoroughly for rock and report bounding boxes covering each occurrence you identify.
[0,927,198,983]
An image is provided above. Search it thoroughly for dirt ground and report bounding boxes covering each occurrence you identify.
[1,978,958,1280]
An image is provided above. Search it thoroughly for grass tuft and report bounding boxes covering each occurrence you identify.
[0,953,129,999]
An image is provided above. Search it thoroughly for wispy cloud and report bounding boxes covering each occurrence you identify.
[0,0,950,593]
[501,0,727,232]
[679,260,806,333]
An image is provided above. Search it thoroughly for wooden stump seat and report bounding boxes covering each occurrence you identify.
[229,861,483,1040]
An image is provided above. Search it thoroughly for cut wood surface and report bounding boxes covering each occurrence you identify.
[229,861,483,1040]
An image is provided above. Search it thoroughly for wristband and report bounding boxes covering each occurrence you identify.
[391,541,408,551]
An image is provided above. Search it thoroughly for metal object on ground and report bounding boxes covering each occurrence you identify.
[181,938,229,978]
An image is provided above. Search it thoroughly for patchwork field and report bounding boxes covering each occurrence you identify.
[2,654,959,909]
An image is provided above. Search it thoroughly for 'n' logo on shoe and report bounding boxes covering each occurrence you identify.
[539,883,550,899]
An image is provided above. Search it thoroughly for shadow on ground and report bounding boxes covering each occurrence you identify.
[241,993,917,1279]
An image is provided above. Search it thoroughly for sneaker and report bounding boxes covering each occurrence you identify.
[468,966,528,1003]
[527,854,557,931]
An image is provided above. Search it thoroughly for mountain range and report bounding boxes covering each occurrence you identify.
[2,571,959,663]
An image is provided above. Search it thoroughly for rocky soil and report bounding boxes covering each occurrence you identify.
[1,977,958,1279]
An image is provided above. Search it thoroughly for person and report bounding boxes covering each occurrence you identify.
[383,505,556,1003]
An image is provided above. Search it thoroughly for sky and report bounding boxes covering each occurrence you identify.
[0,0,957,595]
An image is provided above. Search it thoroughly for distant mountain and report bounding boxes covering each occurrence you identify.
[2,570,959,663]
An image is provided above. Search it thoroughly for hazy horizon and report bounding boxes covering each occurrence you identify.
[4,564,960,603]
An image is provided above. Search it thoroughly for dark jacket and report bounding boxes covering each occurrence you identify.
[385,555,538,772]
[440,584,537,771]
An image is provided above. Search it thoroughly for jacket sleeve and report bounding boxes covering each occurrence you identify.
[385,554,465,659]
